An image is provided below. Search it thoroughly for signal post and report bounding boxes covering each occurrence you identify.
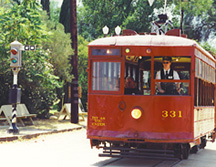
[8,39,23,134]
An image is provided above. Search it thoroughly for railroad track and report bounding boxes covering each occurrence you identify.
[153,159,182,167]
[101,157,182,166]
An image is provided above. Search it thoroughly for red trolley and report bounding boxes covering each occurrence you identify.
[87,28,216,159]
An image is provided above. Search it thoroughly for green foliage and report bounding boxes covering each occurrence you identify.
[42,20,73,83]
[174,0,213,16]
[49,1,61,25]
[77,0,216,43]
[122,1,155,33]
[78,35,88,110]
[0,0,15,8]
[80,0,136,39]
[13,0,21,5]
[0,0,48,45]
[19,49,61,118]
[201,42,216,58]
[172,0,216,41]
[59,0,70,33]
[59,0,89,110]
[0,0,67,118]
[78,0,166,40]
[41,18,74,111]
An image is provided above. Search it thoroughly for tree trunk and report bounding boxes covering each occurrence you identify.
[59,0,70,33]
[70,0,79,123]
[41,0,50,18]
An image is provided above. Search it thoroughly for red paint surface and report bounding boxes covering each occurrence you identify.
[87,95,193,142]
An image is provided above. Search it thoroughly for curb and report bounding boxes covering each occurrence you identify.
[0,126,83,142]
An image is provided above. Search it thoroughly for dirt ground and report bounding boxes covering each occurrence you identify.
[0,117,87,142]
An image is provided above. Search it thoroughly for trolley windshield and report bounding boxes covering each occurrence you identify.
[124,56,191,96]
[89,48,191,96]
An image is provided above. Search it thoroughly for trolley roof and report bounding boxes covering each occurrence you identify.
[88,35,195,46]
[88,35,215,61]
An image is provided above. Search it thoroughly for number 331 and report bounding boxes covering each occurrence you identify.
[162,110,182,118]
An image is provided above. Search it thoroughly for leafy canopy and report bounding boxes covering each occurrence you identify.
[0,0,72,117]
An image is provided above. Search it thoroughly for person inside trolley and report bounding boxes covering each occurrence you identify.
[156,56,181,95]
[124,76,141,95]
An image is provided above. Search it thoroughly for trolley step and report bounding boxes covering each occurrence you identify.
[99,147,178,160]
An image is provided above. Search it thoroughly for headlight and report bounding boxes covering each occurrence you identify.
[131,108,142,119]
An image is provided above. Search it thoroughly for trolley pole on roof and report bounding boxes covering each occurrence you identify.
[70,0,79,123]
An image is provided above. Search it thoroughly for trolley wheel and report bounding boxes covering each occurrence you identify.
[174,144,190,159]
[182,144,190,159]
[200,137,207,149]
[190,145,199,153]
[174,144,182,159]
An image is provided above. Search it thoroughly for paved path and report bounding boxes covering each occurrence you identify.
[0,118,87,142]
[1,128,216,167]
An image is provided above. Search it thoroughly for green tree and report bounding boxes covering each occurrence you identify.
[0,0,65,117]
[77,0,166,40]
[59,0,90,110]
[172,0,215,41]
[77,0,215,42]
[59,0,70,33]
[49,1,61,25]
[202,42,216,58]
[77,35,88,110]
[122,0,156,33]
[13,0,20,5]
[41,18,74,110]
[80,0,136,39]
[41,0,50,17]
[42,17,73,83]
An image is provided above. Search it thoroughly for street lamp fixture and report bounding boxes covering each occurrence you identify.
[102,26,109,37]
[115,26,121,35]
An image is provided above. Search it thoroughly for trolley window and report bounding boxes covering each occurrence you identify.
[138,56,151,95]
[195,57,215,106]
[124,56,151,95]
[154,56,191,95]
[92,49,120,56]
[92,62,121,91]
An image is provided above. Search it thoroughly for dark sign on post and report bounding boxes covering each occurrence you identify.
[9,87,21,104]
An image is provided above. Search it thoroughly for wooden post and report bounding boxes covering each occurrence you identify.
[70,0,78,123]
